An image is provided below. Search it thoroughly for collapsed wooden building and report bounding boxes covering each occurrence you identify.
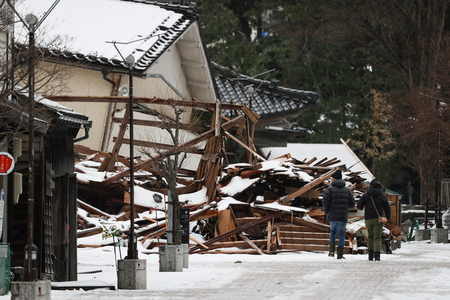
[73,97,402,256]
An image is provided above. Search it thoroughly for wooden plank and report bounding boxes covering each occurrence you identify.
[239,234,265,255]
[209,239,267,248]
[142,216,158,223]
[77,226,103,238]
[313,157,328,166]
[224,131,266,162]
[99,104,130,172]
[304,157,317,165]
[281,216,331,232]
[113,137,205,154]
[236,116,246,136]
[189,209,219,222]
[279,168,337,204]
[284,188,319,199]
[111,117,209,133]
[280,231,330,240]
[215,210,237,241]
[189,236,209,249]
[104,115,244,184]
[241,105,260,124]
[78,244,111,248]
[198,250,260,255]
[77,199,111,218]
[189,210,285,254]
[47,96,245,110]
[266,220,272,253]
[277,226,282,249]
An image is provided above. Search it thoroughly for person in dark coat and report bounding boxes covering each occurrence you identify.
[322,170,355,259]
[357,179,391,261]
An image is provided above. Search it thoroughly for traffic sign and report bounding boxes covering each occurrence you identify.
[0,152,14,175]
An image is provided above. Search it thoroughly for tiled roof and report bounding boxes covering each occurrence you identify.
[14,89,91,129]
[213,62,319,119]
[14,0,197,72]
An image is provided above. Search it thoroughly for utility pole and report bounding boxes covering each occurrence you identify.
[24,12,37,282]
[7,1,61,298]
[126,54,138,259]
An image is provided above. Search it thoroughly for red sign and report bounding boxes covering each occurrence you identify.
[0,152,14,175]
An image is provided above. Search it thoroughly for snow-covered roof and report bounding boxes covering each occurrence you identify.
[14,0,196,71]
[260,143,374,182]
[14,88,91,128]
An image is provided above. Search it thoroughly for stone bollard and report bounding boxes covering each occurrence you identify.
[430,228,449,243]
[117,259,147,290]
[10,281,51,300]
[415,229,430,241]
[182,244,189,269]
[159,245,183,272]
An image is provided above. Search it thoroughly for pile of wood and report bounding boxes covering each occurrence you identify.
[74,145,400,255]
[73,99,400,254]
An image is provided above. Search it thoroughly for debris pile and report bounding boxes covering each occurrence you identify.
[74,146,401,255]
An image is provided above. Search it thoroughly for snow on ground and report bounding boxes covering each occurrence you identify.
[2,240,450,299]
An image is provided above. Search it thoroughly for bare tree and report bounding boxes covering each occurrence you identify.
[392,85,450,227]
[138,106,199,245]
[0,2,72,145]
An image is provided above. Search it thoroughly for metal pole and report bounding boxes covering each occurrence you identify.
[436,108,443,228]
[26,21,36,281]
[127,59,137,259]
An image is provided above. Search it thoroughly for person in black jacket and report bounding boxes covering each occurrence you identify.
[357,179,391,261]
[322,170,355,259]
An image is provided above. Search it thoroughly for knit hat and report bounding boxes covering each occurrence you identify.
[331,170,342,180]
[370,179,381,188]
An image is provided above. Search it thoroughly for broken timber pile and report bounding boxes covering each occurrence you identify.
[72,98,400,255]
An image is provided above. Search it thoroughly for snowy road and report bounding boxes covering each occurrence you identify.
[5,241,450,300]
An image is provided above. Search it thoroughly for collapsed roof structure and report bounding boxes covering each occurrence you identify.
[75,142,402,255]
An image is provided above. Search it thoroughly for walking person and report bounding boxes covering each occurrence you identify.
[357,179,391,261]
[322,169,355,259]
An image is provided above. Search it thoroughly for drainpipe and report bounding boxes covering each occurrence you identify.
[74,121,92,143]
[101,69,117,151]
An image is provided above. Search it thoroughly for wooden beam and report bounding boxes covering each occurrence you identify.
[266,220,272,254]
[99,105,130,172]
[77,199,111,218]
[279,168,337,204]
[189,236,209,249]
[241,105,260,124]
[189,210,285,254]
[224,131,266,162]
[46,96,244,110]
[77,226,103,238]
[142,216,158,223]
[198,250,260,255]
[112,137,204,154]
[281,215,330,232]
[208,239,267,248]
[111,117,209,133]
[239,234,265,255]
[189,209,219,222]
[305,157,317,165]
[104,115,244,184]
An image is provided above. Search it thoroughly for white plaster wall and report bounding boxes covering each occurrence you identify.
[33,42,196,154]
[51,66,113,151]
